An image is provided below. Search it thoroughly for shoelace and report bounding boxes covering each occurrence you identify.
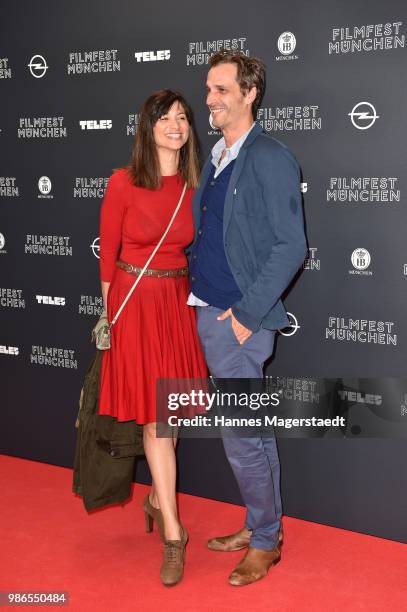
[164,542,182,565]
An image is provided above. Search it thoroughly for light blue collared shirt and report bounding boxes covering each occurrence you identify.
[211,122,256,178]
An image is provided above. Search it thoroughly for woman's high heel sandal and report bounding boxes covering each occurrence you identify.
[142,494,165,541]
[160,526,188,587]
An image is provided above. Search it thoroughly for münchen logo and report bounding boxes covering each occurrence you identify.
[208,113,221,136]
[28,55,49,78]
[90,237,100,258]
[38,176,52,195]
[351,248,371,270]
[279,312,300,336]
[348,102,379,130]
[277,32,296,55]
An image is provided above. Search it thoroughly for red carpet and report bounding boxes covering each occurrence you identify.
[0,455,406,611]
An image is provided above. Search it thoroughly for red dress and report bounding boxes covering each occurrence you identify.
[98,168,207,423]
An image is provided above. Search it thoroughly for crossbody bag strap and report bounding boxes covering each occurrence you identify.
[109,181,187,328]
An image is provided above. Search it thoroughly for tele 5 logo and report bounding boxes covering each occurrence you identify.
[79,120,112,130]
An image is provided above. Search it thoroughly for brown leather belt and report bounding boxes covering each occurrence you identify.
[116,259,188,278]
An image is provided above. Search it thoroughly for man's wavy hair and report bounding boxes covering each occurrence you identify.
[128,89,200,190]
[208,50,266,119]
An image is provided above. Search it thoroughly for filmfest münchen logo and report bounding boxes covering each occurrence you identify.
[257,106,321,132]
[0,288,25,309]
[276,32,298,61]
[329,22,405,54]
[126,113,140,136]
[30,345,77,369]
[327,177,400,204]
[78,295,104,316]
[0,58,12,79]
[18,117,67,139]
[303,248,320,271]
[28,55,48,78]
[74,178,108,198]
[25,235,72,256]
[326,316,397,346]
[67,50,120,75]
[0,177,19,197]
[348,102,379,130]
[186,37,249,66]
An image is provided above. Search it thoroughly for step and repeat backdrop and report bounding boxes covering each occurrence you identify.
[1,0,406,542]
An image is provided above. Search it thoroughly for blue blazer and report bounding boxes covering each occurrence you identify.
[191,122,307,332]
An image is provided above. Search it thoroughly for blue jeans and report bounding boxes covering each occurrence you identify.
[196,305,282,550]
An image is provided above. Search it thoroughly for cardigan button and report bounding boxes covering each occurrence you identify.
[110,450,117,457]
[198,228,203,236]
[202,205,207,211]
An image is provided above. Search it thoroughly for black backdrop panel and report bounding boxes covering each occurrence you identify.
[1,0,406,543]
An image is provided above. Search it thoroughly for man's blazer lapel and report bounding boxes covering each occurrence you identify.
[223,123,263,238]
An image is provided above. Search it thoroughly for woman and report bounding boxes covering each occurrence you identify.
[98,90,207,586]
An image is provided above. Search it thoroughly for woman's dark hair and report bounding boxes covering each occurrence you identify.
[128,89,200,189]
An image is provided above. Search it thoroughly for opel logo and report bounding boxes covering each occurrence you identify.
[90,237,100,259]
[28,55,49,78]
[348,102,379,130]
[279,312,300,337]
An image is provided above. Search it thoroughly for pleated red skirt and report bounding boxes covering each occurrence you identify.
[98,267,208,423]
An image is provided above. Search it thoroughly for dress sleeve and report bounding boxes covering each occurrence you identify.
[100,171,126,282]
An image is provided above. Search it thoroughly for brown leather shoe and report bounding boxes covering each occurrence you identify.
[142,494,165,541]
[160,527,188,587]
[228,545,281,586]
[208,525,284,552]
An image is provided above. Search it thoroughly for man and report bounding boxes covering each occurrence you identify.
[188,50,306,586]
